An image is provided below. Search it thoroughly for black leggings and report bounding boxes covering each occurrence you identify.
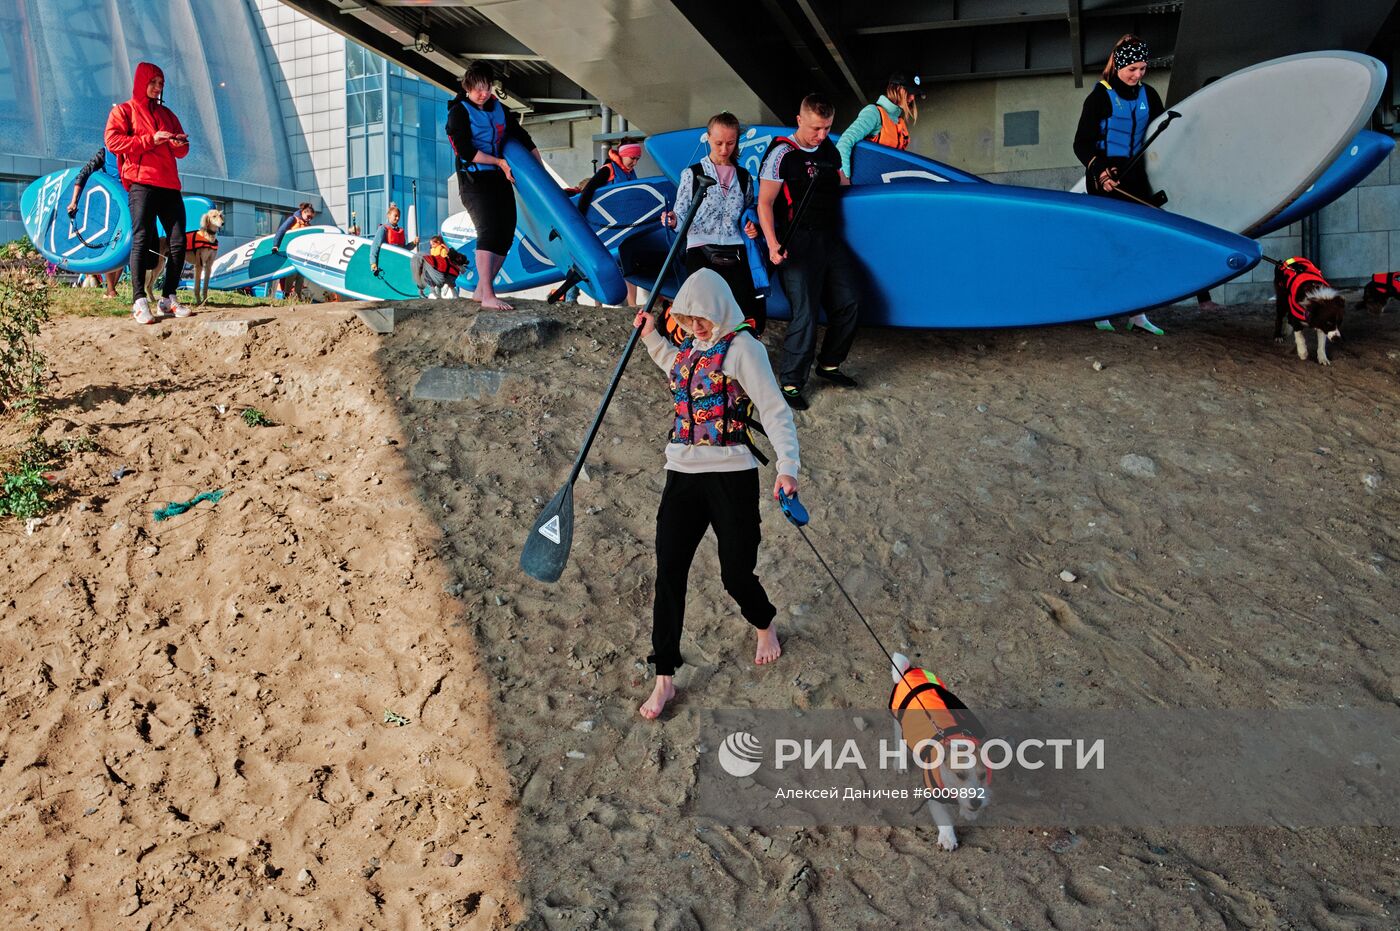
[129,183,186,300]
[684,245,767,334]
[650,469,775,677]
[457,168,516,256]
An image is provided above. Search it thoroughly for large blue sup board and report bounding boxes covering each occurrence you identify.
[207,224,341,291]
[646,125,985,187]
[1252,130,1396,236]
[505,138,628,305]
[623,182,1259,328]
[21,168,132,273]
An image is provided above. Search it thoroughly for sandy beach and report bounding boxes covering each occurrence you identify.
[1,296,1397,929]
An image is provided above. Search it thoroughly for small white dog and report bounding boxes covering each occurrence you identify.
[890,652,991,851]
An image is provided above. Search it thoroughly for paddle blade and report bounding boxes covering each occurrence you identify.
[521,483,575,582]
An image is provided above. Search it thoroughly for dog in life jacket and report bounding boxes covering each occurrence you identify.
[186,208,224,306]
[1273,256,1344,365]
[889,652,990,851]
[1362,272,1400,315]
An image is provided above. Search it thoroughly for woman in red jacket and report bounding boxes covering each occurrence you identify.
[104,62,190,324]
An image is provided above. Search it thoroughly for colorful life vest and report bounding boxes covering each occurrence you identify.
[290,215,310,231]
[767,135,842,237]
[668,327,756,450]
[184,229,218,253]
[1276,256,1328,325]
[455,96,507,172]
[381,224,406,247]
[425,241,464,276]
[866,105,910,150]
[1097,79,1150,159]
[889,666,988,790]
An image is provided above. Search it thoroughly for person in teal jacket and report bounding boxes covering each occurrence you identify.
[834,72,924,178]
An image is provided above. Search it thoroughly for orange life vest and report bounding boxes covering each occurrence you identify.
[381,224,406,247]
[889,667,987,790]
[184,229,218,253]
[866,106,910,150]
[1275,256,1328,325]
[425,241,464,277]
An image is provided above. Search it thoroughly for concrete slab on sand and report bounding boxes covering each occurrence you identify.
[462,311,562,361]
[411,366,512,401]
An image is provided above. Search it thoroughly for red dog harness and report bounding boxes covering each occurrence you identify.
[1370,271,1400,296]
[1277,256,1328,325]
[184,229,218,253]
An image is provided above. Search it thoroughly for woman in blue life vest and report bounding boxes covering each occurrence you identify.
[1074,34,1169,336]
[661,112,767,334]
[633,269,801,720]
[445,61,542,311]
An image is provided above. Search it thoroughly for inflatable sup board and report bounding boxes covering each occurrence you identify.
[21,168,132,273]
[207,224,340,291]
[285,233,422,301]
[1071,52,1387,236]
[624,183,1259,328]
[645,124,984,187]
[440,212,565,293]
[1252,130,1396,236]
[505,139,628,305]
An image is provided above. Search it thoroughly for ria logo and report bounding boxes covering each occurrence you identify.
[718,731,763,778]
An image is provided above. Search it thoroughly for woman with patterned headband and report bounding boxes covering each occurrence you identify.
[1073,34,1170,335]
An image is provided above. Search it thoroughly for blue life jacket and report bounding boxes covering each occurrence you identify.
[1097,79,1150,158]
[459,97,507,172]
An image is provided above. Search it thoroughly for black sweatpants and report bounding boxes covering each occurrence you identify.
[129,183,186,301]
[650,469,776,677]
[684,245,767,335]
[457,168,516,256]
[777,228,860,390]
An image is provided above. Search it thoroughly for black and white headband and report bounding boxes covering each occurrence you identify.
[1113,41,1149,69]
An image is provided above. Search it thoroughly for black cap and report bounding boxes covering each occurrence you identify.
[888,72,925,99]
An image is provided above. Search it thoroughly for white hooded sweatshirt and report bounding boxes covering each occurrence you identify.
[642,268,800,479]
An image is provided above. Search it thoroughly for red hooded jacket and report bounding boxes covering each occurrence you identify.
[103,62,188,191]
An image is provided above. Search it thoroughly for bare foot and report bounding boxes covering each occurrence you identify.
[479,296,514,311]
[1198,300,1224,312]
[639,676,676,719]
[755,625,781,665]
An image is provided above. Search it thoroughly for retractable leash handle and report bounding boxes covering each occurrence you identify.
[777,488,809,527]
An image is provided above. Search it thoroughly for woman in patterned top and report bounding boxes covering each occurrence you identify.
[662,112,767,333]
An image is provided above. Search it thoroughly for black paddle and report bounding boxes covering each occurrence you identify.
[520,174,718,583]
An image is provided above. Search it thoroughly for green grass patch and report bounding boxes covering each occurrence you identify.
[241,407,272,428]
[50,283,289,318]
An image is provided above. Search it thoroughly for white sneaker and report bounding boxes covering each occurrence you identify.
[168,298,191,318]
[132,297,154,325]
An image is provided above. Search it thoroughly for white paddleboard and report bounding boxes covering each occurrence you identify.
[1071,51,1387,236]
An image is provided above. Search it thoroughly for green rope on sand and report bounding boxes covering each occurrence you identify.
[153,489,226,522]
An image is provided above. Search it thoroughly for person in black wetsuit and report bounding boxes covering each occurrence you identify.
[444,60,542,311]
[1073,34,1172,335]
[67,147,122,298]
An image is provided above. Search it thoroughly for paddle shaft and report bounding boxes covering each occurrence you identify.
[560,175,717,488]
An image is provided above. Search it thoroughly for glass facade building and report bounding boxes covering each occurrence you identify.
[0,0,463,249]
[346,44,455,241]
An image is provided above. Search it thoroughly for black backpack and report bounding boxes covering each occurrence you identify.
[687,161,751,204]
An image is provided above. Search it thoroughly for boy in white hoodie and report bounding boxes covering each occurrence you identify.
[635,269,802,719]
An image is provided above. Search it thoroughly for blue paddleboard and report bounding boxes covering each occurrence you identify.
[624,183,1259,329]
[1252,130,1396,236]
[505,138,628,305]
[645,125,984,187]
[20,168,132,273]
